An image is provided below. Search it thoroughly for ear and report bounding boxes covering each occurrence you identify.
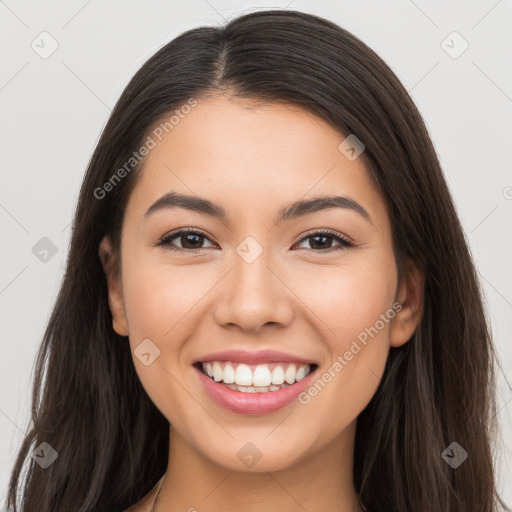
[98,235,129,337]
[390,261,424,348]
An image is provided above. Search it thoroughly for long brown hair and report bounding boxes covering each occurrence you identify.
[5,9,509,512]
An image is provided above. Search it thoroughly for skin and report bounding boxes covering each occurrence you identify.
[99,95,424,512]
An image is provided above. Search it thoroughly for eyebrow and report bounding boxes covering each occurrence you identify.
[144,191,373,225]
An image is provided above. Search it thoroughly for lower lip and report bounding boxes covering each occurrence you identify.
[195,365,317,415]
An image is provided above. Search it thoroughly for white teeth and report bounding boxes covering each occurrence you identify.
[201,361,313,389]
[285,364,297,385]
[223,364,235,384]
[235,364,253,386]
[271,366,285,385]
[212,362,223,382]
[226,383,288,393]
[252,366,272,387]
[295,365,306,382]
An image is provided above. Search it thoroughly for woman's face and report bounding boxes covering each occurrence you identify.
[101,95,420,472]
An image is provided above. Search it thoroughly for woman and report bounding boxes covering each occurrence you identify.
[5,9,509,512]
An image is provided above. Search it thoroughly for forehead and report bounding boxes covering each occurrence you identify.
[124,95,389,230]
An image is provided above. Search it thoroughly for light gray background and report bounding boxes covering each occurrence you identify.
[1,0,511,507]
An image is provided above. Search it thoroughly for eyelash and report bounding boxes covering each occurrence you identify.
[155,228,354,253]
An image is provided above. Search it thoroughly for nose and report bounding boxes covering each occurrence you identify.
[213,249,294,333]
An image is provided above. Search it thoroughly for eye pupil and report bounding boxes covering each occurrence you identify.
[309,235,331,250]
[181,233,203,249]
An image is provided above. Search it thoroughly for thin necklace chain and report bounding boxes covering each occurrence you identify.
[149,473,166,512]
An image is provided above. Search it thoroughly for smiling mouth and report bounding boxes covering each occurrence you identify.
[194,361,318,393]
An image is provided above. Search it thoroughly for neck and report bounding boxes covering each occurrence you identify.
[156,420,363,512]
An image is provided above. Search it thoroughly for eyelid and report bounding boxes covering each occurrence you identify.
[154,227,218,250]
[155,227,355,252]
[294,228,354,247]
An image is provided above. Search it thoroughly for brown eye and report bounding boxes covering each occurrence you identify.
[293,230,353,252]
[156,229,217,251]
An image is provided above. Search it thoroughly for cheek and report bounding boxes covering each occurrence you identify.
[293,256,395,420]
[295,256,396,350]
[119,252,204,413]
[121,251,206,342]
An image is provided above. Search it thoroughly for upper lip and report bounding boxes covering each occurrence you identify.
[195,349,317,366]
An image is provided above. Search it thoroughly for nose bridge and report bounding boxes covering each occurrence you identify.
[234,244,274,297]
[213,236,293,331]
